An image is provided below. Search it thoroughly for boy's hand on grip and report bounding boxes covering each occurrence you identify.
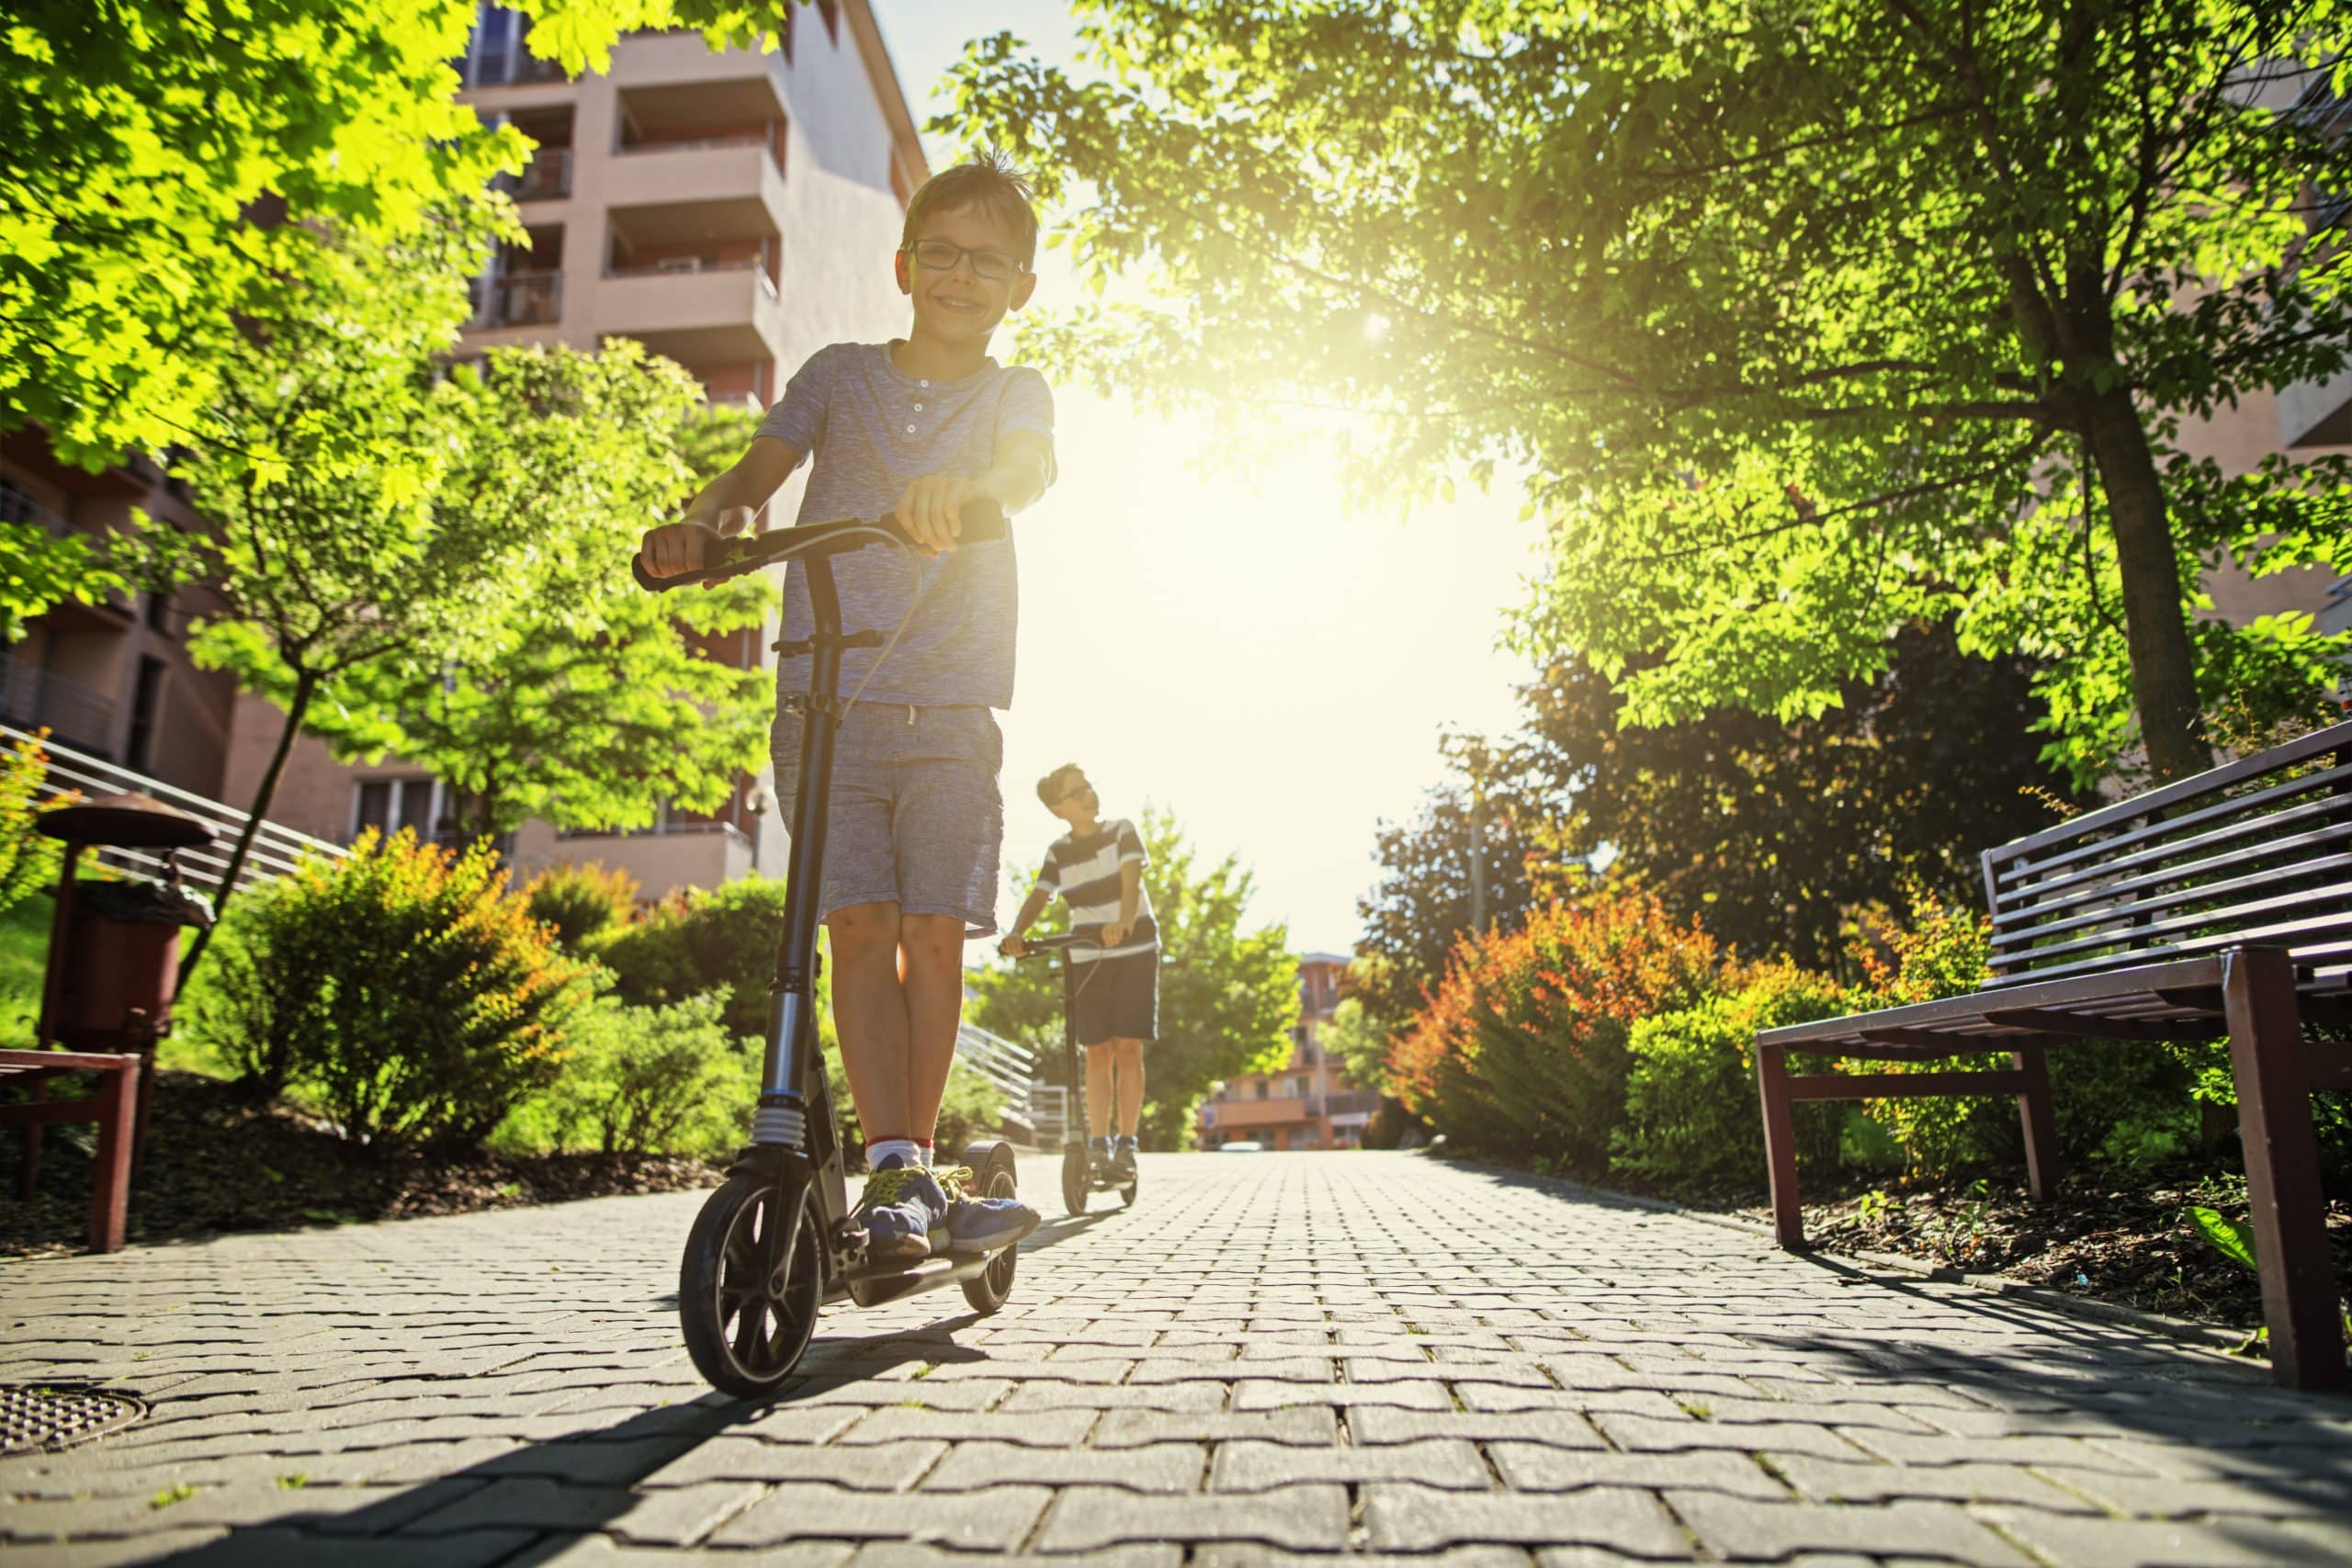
[639,522,722,584]
[999,934,1028,958]
[895,474,982,558]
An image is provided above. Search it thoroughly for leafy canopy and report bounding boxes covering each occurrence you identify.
[946,0,2352,781]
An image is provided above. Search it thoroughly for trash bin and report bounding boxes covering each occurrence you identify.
[36,793,216,1055]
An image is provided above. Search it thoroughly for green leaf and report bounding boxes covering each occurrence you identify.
[2188,1205,2260,1275]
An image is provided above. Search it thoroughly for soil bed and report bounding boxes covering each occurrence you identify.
[1689,1159,2352,1333]
[1,1070,722,1258]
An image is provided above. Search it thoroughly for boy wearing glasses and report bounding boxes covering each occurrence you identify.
[1001,766,1157,1178]
[638,154,1055,1265]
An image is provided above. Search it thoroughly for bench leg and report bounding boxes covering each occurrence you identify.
[1758,1042,1806,1249]
[17,1077,45,1200]
[2222,948,2346,1391]
[88,1064,136,1255]
[2011,1043,2063,1200]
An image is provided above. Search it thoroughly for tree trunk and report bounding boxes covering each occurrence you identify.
[2080,388,2211,784]
[178,668,319,986]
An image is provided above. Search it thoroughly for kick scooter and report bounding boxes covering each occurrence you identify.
[636,500,1025,1398]
[1016,934,1140,1215]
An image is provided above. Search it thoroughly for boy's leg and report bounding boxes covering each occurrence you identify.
[899,911,966,1143]
[1084,1042,1115,1140]
[828,901,913,1144]
[1113,1038,1146,1140]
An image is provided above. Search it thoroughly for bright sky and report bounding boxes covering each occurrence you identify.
[870,1,1542,953]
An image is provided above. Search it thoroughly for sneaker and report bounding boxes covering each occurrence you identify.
[853,1154,947,1267]
[1112,1135,1138,1177]
[935,1166,1041,1256]
[1089,1134,1112,1168]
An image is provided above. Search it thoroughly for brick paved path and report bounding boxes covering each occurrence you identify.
[4,1152,2350,1565]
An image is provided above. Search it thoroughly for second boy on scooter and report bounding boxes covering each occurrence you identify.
[1001,765,1158,1174]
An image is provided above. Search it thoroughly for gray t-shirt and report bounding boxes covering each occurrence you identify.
[754,342,1055,708]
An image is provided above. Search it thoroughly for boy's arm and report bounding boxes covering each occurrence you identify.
[1104,863,1142,948]
[998,884,1054,957]
[640,436,803,581]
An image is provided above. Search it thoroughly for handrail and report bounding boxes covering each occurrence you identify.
[5,723,345,895]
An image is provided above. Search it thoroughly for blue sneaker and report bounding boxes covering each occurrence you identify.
[935,1166,1041,1256]
[854,1154,947,1267]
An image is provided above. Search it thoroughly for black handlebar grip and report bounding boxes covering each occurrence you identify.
[633,525,733,592]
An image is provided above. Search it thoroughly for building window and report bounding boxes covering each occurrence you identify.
[125,657,165,774]
[1254,1080,1268,1100]
[353,776,439,842]
[144,589,175,637]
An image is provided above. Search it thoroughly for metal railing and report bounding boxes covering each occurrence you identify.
[468,270,562,328]
[1323,1090,1385,1117]
[5,722,347,895]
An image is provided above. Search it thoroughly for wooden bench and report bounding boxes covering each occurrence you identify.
[3,1048,142,1253]
[1755,721,2352,1390]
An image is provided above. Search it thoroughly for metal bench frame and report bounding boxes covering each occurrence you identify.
[3,1049,142,1252]
[1756,721,2352,1390]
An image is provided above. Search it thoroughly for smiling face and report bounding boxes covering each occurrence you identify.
[895,201,1037,345]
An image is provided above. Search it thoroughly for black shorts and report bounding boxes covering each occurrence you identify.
[1069,950,1158,1046]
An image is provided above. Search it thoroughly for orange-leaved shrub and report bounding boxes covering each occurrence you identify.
[192,829,594,1147]
[1386,886,1720,1174]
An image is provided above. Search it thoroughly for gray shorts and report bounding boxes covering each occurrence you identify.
[770,700,1004,933]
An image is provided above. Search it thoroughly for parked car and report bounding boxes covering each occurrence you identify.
[1219,1140,1265,1153]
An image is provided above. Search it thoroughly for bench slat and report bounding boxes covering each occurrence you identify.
[1989,846,2352,950]
[1996,761,2351,886]
[1992,788,2352,912]
[1759,953,2228,1048]
[1987,877,2352,970]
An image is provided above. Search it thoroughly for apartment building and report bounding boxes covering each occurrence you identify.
[1196,953,1383,1151]
[214,0,930,898]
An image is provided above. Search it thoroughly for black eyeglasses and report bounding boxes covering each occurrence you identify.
[903,238,1026,282]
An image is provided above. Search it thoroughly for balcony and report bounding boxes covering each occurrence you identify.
[597,261,783,368]
[0,654,116,757]
[497,147,571,203]
[469,270,563,330]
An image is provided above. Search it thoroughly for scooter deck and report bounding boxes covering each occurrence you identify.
[835,1238,1012,1307]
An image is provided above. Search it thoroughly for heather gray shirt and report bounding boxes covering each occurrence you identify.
[755,342,1055,709]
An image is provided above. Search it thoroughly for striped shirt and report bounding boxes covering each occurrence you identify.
[1035,818,1157,964]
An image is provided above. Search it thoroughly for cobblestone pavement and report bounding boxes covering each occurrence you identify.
[4,1152,2350,1565]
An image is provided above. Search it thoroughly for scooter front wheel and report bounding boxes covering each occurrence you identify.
[680,1172,823,1398]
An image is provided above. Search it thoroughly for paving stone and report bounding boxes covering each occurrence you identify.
[1976,1506,2352,1566]
[1363,1483,1687,1554]
[1349,1406,1605,1448]
[1771,1454,2094,1509]
[835,1408,1096,1448]
[1487,1443,1789,1499]
[710,1483,1051,1551]
[1031,1483,1351,1551]
[1587,1410,1876,1461]
[1669,1493,2032,1565]
[850,1548,1178,1568]
[1210,1437,1489,1490]
[519,1539,855,1567]
[1091,1407,1339,1447]
[639,1437,947,1491]
[168,1526,537,1567]
[922,1440,1203,1492]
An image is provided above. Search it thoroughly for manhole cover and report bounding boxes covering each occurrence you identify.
[1,1385,147,1454]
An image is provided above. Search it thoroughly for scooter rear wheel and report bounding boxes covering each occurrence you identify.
[959,1143,1023,1314]
[1060,1143,1090,1216]
[1120,1161,1139,1208]
[680,1173,823,1398]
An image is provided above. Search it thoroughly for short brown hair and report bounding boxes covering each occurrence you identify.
[901,150,1040,268]
[1037,763,1085,807]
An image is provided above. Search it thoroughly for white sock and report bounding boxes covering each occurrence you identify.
[866,1137,920,1170]
[918,1144,935,1168]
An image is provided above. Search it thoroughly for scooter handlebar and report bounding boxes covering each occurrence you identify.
[633,497,1009,592]
[1012,933,1103,961]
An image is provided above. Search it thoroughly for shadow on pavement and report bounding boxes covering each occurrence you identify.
[150,1311,1003,1562]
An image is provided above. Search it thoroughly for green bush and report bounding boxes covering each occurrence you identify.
[189,830,593,1146]
[509,986,754,1157]
[598,874,793,1041]
[1612,959,1846,1190]
[524,861,640,952]
[0,729,68,918]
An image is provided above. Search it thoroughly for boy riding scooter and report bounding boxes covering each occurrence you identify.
[1001,766,1158,1175]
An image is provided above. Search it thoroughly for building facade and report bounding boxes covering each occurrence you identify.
[1196,953,1383,1151]
[211,0,930,899]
